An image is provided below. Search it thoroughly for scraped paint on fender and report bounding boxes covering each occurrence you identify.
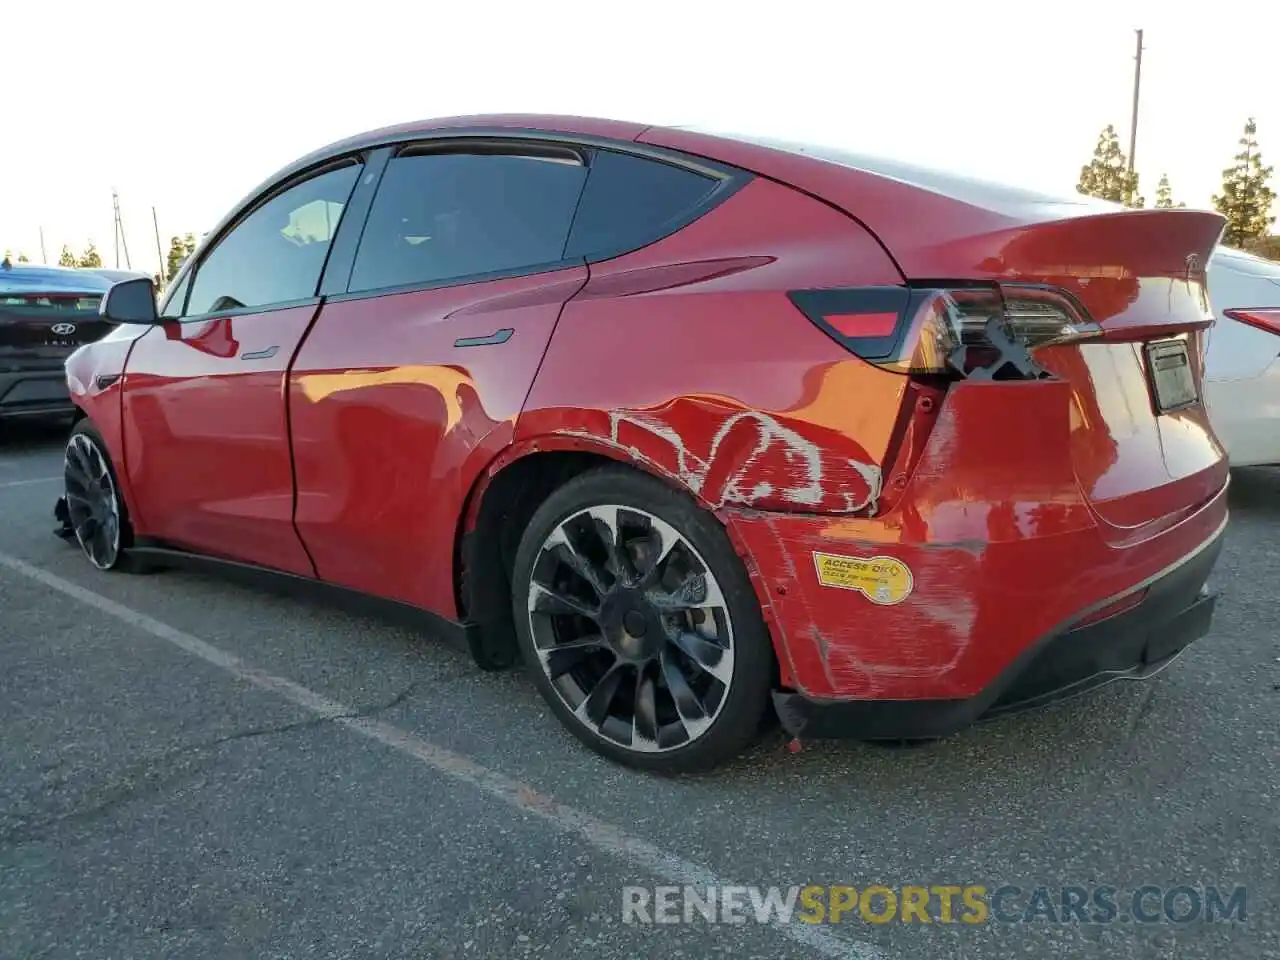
[550,400,883,514]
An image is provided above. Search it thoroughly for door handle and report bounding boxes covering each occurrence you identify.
[240,346,279,360]
[454,328,514,348]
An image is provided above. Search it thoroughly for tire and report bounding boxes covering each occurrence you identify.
[511,465,774,772]
[62,419,152,573]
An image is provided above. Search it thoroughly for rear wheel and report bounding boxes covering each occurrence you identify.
[511,466,773,772]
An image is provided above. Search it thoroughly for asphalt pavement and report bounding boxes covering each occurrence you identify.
[1,419,1277,960]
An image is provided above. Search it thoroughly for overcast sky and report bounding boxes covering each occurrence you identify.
[3,0,1276,276]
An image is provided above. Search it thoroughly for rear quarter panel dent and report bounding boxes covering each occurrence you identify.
[551,401,884,514]
[727,510,982,697]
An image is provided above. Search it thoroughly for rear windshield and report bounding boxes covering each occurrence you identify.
[0,293,103,314]
[1211,247,1280,278]
[682,127,1099,211]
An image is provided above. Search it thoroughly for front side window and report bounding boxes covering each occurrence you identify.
[185,163,361,316]
[348,150,587,294]
[159,272,190,319]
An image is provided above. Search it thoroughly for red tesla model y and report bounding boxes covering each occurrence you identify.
[57,115,1229,770]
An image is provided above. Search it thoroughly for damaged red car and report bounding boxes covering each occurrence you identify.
[58,115,1229,771]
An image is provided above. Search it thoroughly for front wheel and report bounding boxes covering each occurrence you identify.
[511,466,774,772]
[62,420,129,571]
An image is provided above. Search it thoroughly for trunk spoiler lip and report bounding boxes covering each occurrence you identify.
[884,208,1227,284]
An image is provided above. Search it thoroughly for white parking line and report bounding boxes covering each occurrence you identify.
[0,476,60,489]
[0,551,884,960]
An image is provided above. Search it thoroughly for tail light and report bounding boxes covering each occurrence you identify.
[1223,307,1280,337]
[788,284,1102,381]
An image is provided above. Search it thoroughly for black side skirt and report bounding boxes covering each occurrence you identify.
[52,521,506,670]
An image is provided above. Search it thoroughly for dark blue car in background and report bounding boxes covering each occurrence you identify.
[0,260,114,422]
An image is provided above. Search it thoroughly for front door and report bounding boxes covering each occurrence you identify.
[122,161,363,575]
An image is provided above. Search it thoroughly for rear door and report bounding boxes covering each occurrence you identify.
[288,141,589,615]
[121,160,363,574]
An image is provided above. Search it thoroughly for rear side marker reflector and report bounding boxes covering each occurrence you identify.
[1073,587,1149,628]
[789,283,1102,381]
[826,311,899,339]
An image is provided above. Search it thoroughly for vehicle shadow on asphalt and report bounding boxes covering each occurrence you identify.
[695,674,1217,819]
[1226,465,1280,517]
[0,418,69,453]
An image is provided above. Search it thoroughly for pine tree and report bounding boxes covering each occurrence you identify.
[1155,174,1174,208]
[77,243,102,268]
[165,236,189,281]
[1248,234,1280,261]
[58,245,77,267]
[1077,125,1143,208]
[1128,176,1145,210]
[1213,118,1276,247]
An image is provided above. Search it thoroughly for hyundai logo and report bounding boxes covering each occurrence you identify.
[50,323,77,336]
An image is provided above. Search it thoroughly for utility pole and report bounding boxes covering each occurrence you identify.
[112,190,132,269]
[152,207,165,282]
[38,226,47,264]
[1128,28,1144,174]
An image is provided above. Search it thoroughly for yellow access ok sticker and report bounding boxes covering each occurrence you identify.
[812,552,914,605]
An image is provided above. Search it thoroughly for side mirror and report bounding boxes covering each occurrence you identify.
[100,277,160,325]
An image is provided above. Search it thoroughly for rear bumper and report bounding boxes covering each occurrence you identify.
[771,523,1223,739]
[722,376,1230,717]
[0,366,73,418]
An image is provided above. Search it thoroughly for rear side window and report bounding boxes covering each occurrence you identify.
[185,163,361,316]
[565,150,719,260]
[349,151,588,293]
